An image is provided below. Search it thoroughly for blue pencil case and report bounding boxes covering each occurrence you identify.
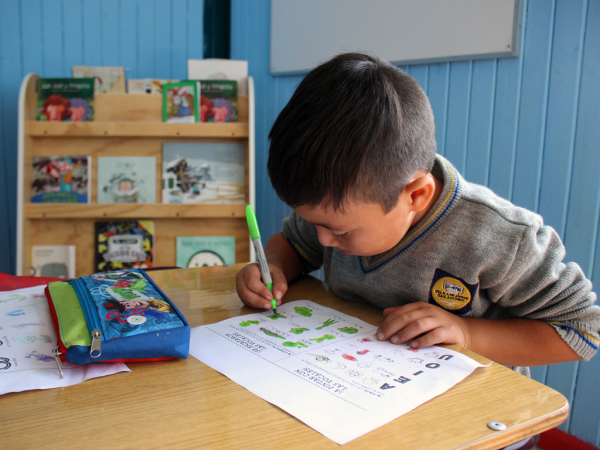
[45,268,190,374]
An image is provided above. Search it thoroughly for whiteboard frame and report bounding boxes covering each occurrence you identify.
[271,0,523,76]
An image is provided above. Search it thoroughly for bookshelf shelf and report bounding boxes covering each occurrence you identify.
[17,73,256,276]
[27,121,250,138]
[24,203,247,219]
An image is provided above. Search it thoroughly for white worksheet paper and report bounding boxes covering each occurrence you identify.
[0,286,130,395]
[190,300,487,444]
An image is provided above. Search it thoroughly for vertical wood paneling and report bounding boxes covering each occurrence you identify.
[101,0,121,67]
[445,61,472,175]
[427,62,450,157]
[512,1,555,212]
[231,0,600,445]
[564,0,600,443]
[0,0,23,274]
[82,0,102,66]
[466,59,496,186]
[63,0,84,74]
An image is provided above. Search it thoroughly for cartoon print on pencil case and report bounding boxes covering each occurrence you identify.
[357,361,372,368]
[359,337,372,343]
[283,341,308,348]
[11,322,46,328]
[356,349,370,355]
[239,320,260,327]
[373,367,395,378]
[309,334,336,344]
[24,351,54,362]
[0,357,11,370]
[342,353,357,361]
[11,332,48,344]
[332,362,346,370]
[347,369,363,378]
[309,354,332,363]
[315,318,339,330]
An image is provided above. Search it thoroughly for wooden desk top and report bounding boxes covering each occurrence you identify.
[1,265,568,449]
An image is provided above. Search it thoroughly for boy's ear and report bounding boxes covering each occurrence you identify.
[405,173,437,212]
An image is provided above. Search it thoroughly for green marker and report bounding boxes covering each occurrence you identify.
[246,205,277,314]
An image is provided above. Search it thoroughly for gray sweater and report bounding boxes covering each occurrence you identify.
[282,155,600,373]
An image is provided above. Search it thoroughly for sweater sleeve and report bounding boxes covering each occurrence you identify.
[487,219,600,361]
[281,210,325,273]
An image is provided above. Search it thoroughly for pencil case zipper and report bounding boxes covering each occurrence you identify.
[69,278,103,358]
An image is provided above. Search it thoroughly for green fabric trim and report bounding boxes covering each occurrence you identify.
[48,281,91,347]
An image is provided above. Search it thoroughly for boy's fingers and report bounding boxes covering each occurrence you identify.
[270,270,288,302]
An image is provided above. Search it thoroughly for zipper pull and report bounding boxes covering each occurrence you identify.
[53,346,64,379]
[90,329,102,359]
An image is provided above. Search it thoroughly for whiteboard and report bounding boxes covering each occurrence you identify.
[271,0,523,75]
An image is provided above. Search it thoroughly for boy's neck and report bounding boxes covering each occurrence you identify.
[410,174,444,228]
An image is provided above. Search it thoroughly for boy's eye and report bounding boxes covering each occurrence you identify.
[333,232,349,238]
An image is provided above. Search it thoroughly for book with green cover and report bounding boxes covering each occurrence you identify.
[36,78,95,122]
[176,236,235,268]
[199,79,237,122]
[163,81,199,123]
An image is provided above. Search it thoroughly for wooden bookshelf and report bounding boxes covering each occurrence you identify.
[17,73,256,276]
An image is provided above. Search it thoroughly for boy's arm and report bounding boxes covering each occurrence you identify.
[377,303,582,366]
[265,232,304,284]
[462,317,581,366]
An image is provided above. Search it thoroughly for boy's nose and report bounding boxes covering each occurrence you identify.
[316,227,339,248]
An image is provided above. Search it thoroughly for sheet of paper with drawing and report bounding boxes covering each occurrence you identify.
[0,286,129,395]
[190,300,488,444]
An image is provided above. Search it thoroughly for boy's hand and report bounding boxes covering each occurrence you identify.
[235,263,288,310]
[376,302,471,349]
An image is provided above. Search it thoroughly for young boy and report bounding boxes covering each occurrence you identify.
[236,53,600,375]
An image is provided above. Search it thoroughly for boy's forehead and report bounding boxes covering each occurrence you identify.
[294,202,386,228]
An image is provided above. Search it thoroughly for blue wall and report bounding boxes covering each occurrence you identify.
[231,0,600,444]
[0,0,204,274]
[0,0,599,444]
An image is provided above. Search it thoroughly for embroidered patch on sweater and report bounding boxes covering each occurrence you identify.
[429,269,478,315]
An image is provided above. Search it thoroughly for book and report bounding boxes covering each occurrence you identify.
[30,245,76,278]
[72,66,126,94]
[97,157,157,204]
[31,155,91,203]
[36,78,94,121]
[95,221,154,271]
[176,236,235,268]
[127,78,180,95]
[162,81,200,123]
[162,142,245,204]
[188,59,248,95]
[199,80,237,123]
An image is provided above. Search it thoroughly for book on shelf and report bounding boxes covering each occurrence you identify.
[127,78,179,94]
[162,142,245,204]
[188,58,248,95]
[31,245,76,278]
[72,66,126,94]
[31,155,91,203]
[199,80,237,123]
[162,81,200,123]
[95,221,154,272]
[36,78,94,122]
[97,156,157,204]
[176,236,236,268]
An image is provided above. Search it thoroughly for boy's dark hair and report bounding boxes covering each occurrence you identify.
[268,52,436,213]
